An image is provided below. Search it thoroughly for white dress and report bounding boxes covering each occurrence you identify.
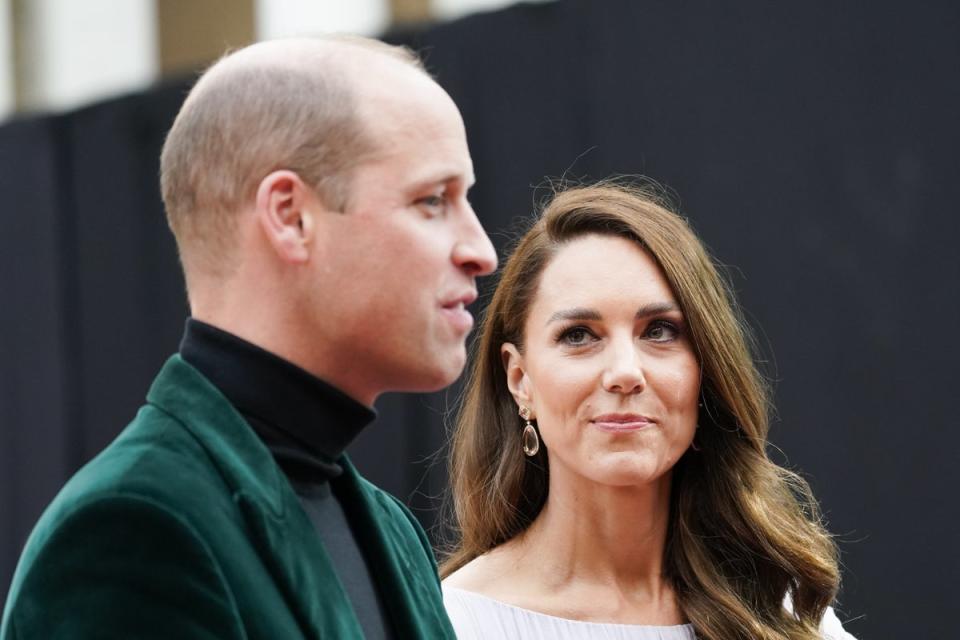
[443,586,857,640]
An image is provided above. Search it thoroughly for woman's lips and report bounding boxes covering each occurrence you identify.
[590,413,656,432]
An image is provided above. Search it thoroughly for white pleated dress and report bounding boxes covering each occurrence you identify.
[443,586,857,640]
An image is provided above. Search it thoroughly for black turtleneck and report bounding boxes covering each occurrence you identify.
[180,319,393,640]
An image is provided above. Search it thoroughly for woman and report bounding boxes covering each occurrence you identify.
[441,182,855,639]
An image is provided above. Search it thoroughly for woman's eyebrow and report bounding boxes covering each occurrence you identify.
[546,302,681,326]
[545,307,601,326]
[635,302,680,319]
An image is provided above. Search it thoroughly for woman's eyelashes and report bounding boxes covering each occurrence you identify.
[553,318,684,347]
[556,325,598,346]
[645,319,682,342]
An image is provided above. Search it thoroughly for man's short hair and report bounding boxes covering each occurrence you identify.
[160,36,425,279]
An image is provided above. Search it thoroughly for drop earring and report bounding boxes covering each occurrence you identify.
[519,406,539,457]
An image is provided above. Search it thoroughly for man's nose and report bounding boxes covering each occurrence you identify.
[601,338,646,394]
[453,204,498,276]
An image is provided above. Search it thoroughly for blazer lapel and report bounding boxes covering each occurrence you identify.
[234,491,364,639]
[147,356,365,640]
[335,458,455,639]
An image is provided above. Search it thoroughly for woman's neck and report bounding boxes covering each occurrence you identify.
[445,468,684,625]
[521,471,673,594]
[498,474,683,624]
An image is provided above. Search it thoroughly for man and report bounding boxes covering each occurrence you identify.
[1,36,496,639]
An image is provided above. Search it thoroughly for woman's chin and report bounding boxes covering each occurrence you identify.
[579,455,672,489]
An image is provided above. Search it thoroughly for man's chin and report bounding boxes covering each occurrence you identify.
[414,349,468,392]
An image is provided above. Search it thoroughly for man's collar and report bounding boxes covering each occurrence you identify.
[179,318,377,464]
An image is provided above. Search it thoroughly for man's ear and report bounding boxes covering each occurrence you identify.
[502,343,534,410]
[255,170,317,263]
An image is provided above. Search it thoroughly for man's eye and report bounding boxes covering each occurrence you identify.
[418,194,446,209]
[646,320,679,342]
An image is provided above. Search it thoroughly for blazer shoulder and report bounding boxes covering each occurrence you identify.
[357,476,422,531]
[53,402,230,513]
[361,479,439,568]
[3,493,244,639]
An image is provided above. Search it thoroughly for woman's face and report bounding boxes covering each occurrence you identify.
[503,233,701,489]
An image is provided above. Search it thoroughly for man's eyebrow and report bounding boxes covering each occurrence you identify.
[411,172,474,191]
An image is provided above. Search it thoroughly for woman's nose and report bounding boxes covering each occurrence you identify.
[601,339,646,394]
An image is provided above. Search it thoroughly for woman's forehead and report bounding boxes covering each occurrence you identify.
[528,235,677,320]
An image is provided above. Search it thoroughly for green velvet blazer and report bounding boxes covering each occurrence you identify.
[1,356,456,639]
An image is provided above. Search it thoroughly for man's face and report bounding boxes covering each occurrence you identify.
[306,76,497,399]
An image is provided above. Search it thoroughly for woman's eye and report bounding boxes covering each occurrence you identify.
[646,320,679,342]
[558,326,595,346]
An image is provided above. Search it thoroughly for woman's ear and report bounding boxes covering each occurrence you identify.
[501,343,533,409]
[255,170,316,263]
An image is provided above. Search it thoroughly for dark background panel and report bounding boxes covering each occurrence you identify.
[0,118,72,600]
[65,85,190,462]
[2,2,958,637]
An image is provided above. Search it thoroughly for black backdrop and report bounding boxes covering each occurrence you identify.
[2,1,958,637]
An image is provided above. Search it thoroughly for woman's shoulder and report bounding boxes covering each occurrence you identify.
[783,593,858,640]
[441,559,516,640]
[440,559,485,592]
[443,550,695,640]
[444,587,853,640]
[820,606,858,640]
[442,585,697,640]
[443,572,856,640]
[442,544,522,593]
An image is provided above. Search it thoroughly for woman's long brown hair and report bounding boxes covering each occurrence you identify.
[442,182,840,639]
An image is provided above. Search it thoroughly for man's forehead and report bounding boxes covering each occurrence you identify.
[356,146,474,189]
[411,168,476,190]
[358,110,472,184]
